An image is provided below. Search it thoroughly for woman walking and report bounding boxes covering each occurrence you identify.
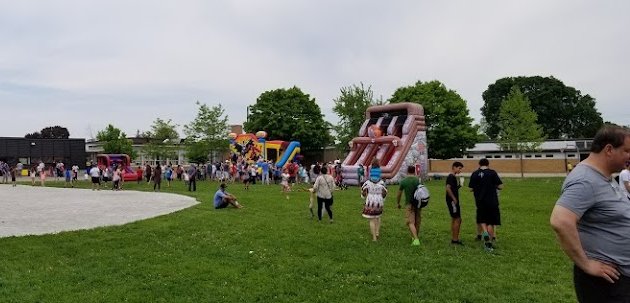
[312,166,335,223]
[152,165,162,192]
[361,159,387,241]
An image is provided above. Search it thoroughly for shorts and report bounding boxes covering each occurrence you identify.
[446,201,461,218]
[91,177,101,184]
[215,200,230,209]
[288,176,296,183]
[476,204,501,225]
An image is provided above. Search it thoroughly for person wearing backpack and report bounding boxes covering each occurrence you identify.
[396,165,422,246]
[446,161,465,245]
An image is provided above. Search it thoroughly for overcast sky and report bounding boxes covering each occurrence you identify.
[1,1,628,139]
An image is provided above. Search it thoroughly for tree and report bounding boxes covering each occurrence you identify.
[25,132,42,139]
[389,80,480,159]
[497,87,546,177]
[244,86,332,150]
[25,126,70,139]
[481,76,603,139]
[183,102,230,163]
[142,118,179,162]
[497,87,545,150]
[96,124,136,158]
[332,83,382,149]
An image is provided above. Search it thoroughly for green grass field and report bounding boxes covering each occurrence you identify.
[1,177,574,302]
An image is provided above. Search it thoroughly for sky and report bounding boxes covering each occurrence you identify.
[1,1,628,139]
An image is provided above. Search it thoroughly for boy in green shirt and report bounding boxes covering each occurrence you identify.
[397,166,421,246]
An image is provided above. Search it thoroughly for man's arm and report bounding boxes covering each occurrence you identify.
[446,184,457,203]
[550,205,620,283]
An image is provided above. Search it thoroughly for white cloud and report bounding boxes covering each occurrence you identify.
[0,0,629,138]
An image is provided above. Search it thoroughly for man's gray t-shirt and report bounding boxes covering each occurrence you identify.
[556,163,630,276]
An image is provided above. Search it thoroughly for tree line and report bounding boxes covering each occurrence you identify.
[27,75,608,161]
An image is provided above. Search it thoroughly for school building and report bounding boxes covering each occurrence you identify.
[0,137,87,168]
[428,139,591,176]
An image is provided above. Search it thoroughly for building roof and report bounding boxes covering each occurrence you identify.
[468,140,583,153]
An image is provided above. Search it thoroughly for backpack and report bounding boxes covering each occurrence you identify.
[412,182,430,208]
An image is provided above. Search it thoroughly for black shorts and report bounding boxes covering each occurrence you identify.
[476,204,500,225]
[446,201,461,219]
[574,265,630,302]
[289,176,296,183]
[91,177,100,184]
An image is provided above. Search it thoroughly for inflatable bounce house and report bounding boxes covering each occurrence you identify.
[341,102,428,185]
[229,131,301,168]
[96,154,138,181]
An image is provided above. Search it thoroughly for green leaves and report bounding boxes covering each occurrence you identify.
[96,124,136,158]
[183,102,230,163]
[497,87,545,152]
[389,80,479,159]
[244,86,332,150]
[142,119,179,161]
[332,83,379,149]
[482,76,603,139]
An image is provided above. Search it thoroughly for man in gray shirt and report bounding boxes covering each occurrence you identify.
[551,126,630,302]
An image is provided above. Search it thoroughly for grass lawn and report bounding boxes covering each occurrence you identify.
[0,177,574,302]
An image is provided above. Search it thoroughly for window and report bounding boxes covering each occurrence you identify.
[534,154,542,158]
[493,155,501,158]
[485,155,493,158]
[567,154,576,158]
[466,155,474,159]
[545,154,554,158]
[505,155,513,158]
[525,155,532,158]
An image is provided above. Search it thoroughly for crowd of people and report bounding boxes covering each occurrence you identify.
[5,125,630,302]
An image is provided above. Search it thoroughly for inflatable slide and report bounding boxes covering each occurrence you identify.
[341,102,428,185]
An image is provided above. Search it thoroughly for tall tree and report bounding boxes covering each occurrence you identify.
[481,76,603,139]
[497,87,545,152]
[332,83,382,149]
[389,80,480,159]
[25,126,70,139]
[96,124,136,158]
[142,118,179,162]
[244,86,332,150]
[183,102,230,163]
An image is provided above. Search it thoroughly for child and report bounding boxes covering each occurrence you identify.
[65,168,73,188]
[10,165,17,187]
[242,164,250,190]
[165,166,173,187]
[112,167,121,190]
[281,168,290,200]
[308,188,315,218]
[136,166,143,184]
[361,160,387,241]
[30,167,36,186]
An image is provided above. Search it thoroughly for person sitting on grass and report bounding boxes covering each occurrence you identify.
[213,183,243,209]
